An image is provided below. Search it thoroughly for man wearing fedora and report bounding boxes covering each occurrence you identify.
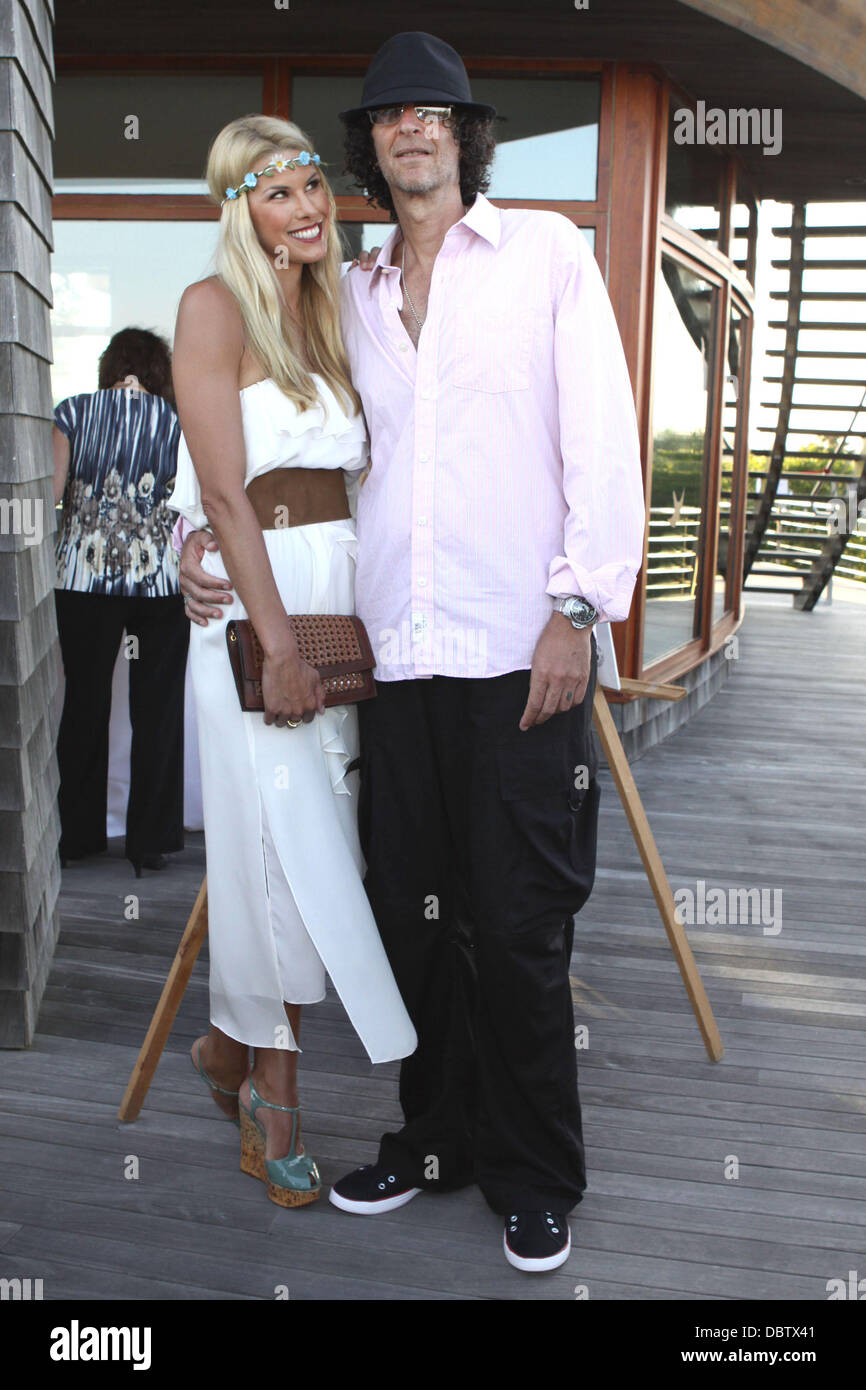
[179,32,644,1273]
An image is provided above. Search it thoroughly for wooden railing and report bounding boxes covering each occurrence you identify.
[645,504,702,598]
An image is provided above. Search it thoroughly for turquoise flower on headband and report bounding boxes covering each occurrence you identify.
[220,152,326,205]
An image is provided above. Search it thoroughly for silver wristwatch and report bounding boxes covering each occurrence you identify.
[553,595,598,629]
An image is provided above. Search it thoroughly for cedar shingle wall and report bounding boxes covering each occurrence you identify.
[0,0,60,1046]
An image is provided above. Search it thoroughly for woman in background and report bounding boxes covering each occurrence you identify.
[53,327,188,877]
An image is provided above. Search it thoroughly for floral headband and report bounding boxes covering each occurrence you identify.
[221,151,323,206]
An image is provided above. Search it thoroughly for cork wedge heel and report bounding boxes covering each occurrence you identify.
[239,1082,321,1208]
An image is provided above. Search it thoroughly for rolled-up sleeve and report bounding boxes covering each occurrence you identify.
[170,513,212,556]
[170,514,191,557]
[546,225,646,623]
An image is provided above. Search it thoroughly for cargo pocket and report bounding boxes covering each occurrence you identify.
[495,714,599,920]
[494,731,574,916]
[496,734,571,802]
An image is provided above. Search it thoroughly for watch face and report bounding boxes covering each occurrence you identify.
[556,597,595,624]
[565,598,596,625]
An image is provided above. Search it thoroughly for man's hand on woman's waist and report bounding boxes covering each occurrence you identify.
[179,529,233,625]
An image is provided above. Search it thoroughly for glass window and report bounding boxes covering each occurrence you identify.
[470,78,600,201]
[53,74,264,180]
[291,76,380,197]
[54,179,210,195]
[338,221,395,261]
[665,101,723,248]
[715,303,745,621]
[51,220,219,402]
[644,257,718,667]
[292,75,600,202]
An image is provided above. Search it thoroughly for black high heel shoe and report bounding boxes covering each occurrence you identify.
[128,853,169,879]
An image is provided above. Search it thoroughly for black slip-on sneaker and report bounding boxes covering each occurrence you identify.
[503,1210,571,1272]
[329,1162,422,1215]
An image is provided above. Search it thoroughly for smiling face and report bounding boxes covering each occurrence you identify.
[244,152,332,265]
[370,105,461,199]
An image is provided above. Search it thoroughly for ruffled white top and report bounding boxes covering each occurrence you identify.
[167,374,369,530]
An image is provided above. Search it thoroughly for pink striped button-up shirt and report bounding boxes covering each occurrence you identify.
[340,192,645,681]
[171,193,645,679]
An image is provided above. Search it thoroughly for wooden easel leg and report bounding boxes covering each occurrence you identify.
[117,876,209,1122]
[592,689,724,1061]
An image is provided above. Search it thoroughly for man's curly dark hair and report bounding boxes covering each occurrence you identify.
[342,110,497,219]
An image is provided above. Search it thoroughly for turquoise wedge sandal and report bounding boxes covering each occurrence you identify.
[239,1081,321,1207]
[192,1039,241,1127]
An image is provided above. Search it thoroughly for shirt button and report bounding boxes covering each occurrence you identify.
[398,343,408,352]
[417,516,427,526]
[418,452,429,462]
[417,577,427,588]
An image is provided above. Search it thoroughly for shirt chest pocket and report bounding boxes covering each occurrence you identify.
[452,302,536,393]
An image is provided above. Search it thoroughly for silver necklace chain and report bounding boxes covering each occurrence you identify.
[400,241,425,332]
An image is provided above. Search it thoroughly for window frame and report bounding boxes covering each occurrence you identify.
[52,55,612,275]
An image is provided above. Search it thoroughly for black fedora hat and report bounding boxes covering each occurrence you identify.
[338,32,496,122]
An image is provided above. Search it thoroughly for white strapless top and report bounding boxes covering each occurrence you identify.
[167,374,369,531]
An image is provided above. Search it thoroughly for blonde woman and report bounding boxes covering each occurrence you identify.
[168,115,416,1207]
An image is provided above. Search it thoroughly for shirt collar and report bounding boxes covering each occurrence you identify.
[457,192,501,248]
[363,193,501,293]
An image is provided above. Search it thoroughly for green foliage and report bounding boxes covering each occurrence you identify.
[782,438,861,498]
[651,430,706,508]
[652,431,862,509]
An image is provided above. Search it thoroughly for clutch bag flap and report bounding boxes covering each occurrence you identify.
[226,614,375,711]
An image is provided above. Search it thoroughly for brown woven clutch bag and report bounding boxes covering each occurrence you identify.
[226,614,376,711]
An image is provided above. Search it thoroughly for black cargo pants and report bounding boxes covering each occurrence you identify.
[357,639,599,1214]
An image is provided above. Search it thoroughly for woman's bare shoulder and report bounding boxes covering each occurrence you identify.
[175,277,244,364]
[178,276,242,326]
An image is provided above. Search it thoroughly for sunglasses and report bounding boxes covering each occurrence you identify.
[368,104,455,127]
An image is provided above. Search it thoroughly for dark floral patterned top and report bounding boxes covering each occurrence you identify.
[54,388,181,597]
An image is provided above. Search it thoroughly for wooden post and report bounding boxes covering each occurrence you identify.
[117,876,210,1122]
[593,686,724,1061]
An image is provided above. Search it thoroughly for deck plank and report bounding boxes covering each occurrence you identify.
[2,592,865,1299]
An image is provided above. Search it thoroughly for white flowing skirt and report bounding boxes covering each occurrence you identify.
[188,517,417,1064]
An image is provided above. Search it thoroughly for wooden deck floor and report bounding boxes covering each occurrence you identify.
[1,592,865,1301]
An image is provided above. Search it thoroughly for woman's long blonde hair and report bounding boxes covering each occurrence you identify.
[206,114,358,414]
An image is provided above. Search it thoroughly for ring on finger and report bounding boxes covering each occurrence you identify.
[286,718,301,728]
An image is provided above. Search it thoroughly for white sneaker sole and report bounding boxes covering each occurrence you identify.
[503,1227,571,1272]
[328,1185,422,1215]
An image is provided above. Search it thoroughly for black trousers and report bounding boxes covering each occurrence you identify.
[54,589,189,861]
[357,642,600,1215]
